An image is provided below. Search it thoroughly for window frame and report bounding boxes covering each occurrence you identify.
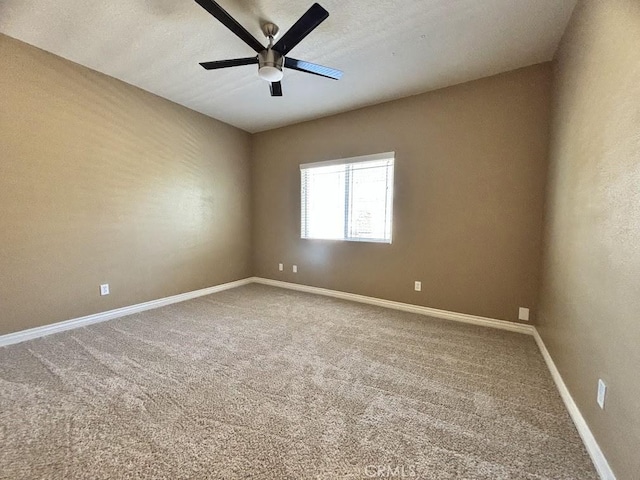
[300,152,395,244]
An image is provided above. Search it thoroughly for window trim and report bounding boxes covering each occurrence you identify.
[299,151,395,170]
[300,152,395,244]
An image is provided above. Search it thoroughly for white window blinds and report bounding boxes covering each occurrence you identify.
[300,152,394,243]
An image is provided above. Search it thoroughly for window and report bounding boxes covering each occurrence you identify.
[300,152,394,243]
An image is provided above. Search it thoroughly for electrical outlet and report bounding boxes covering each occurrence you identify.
[597,379,606,409]
[100,284,110,296]
[414,281,422,292]
[278,263,283,271]
[518,307,530,321]
[292,265,298,273]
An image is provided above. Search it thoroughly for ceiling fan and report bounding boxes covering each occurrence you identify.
[194,0,343,96]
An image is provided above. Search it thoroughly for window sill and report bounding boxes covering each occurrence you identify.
[301,237,392,244]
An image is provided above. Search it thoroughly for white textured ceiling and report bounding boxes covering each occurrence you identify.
[0,0,576,132]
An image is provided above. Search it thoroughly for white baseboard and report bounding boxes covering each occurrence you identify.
[0,278,253,347]
[532,330,616,480]
[250,277,535,335]
[0,274,615,479]
[0,276,532,346]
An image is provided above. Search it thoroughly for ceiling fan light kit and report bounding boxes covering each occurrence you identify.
[257,61,284,82]
[195,0,342,97]
[258,25,284,83]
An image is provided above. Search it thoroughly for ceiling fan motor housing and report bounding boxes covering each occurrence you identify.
[258,49,284,82]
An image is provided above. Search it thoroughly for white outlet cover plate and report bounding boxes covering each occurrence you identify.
[278,263,283,271]
[100,284,110,296]
[597,379,606,409]
[292,265,298,273]
[518,307,530,321]
[414,281,422,291]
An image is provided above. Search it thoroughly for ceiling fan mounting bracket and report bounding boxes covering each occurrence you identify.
[261,22,280,40]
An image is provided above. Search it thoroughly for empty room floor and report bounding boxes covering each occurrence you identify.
[0,285,596,479]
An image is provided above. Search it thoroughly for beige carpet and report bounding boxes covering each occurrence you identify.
[0,284,596,479]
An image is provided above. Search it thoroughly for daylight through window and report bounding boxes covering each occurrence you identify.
[300,152,394,243]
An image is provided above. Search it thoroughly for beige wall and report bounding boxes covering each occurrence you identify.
[538,1,640,478]
[252,64,552,322]
[0,35,252,336]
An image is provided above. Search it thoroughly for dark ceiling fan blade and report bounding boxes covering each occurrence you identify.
[272,3,329,56]
[200,57,258,70]
[270,81,283,96]
[194,0,265,53]
[284,57,342,80]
